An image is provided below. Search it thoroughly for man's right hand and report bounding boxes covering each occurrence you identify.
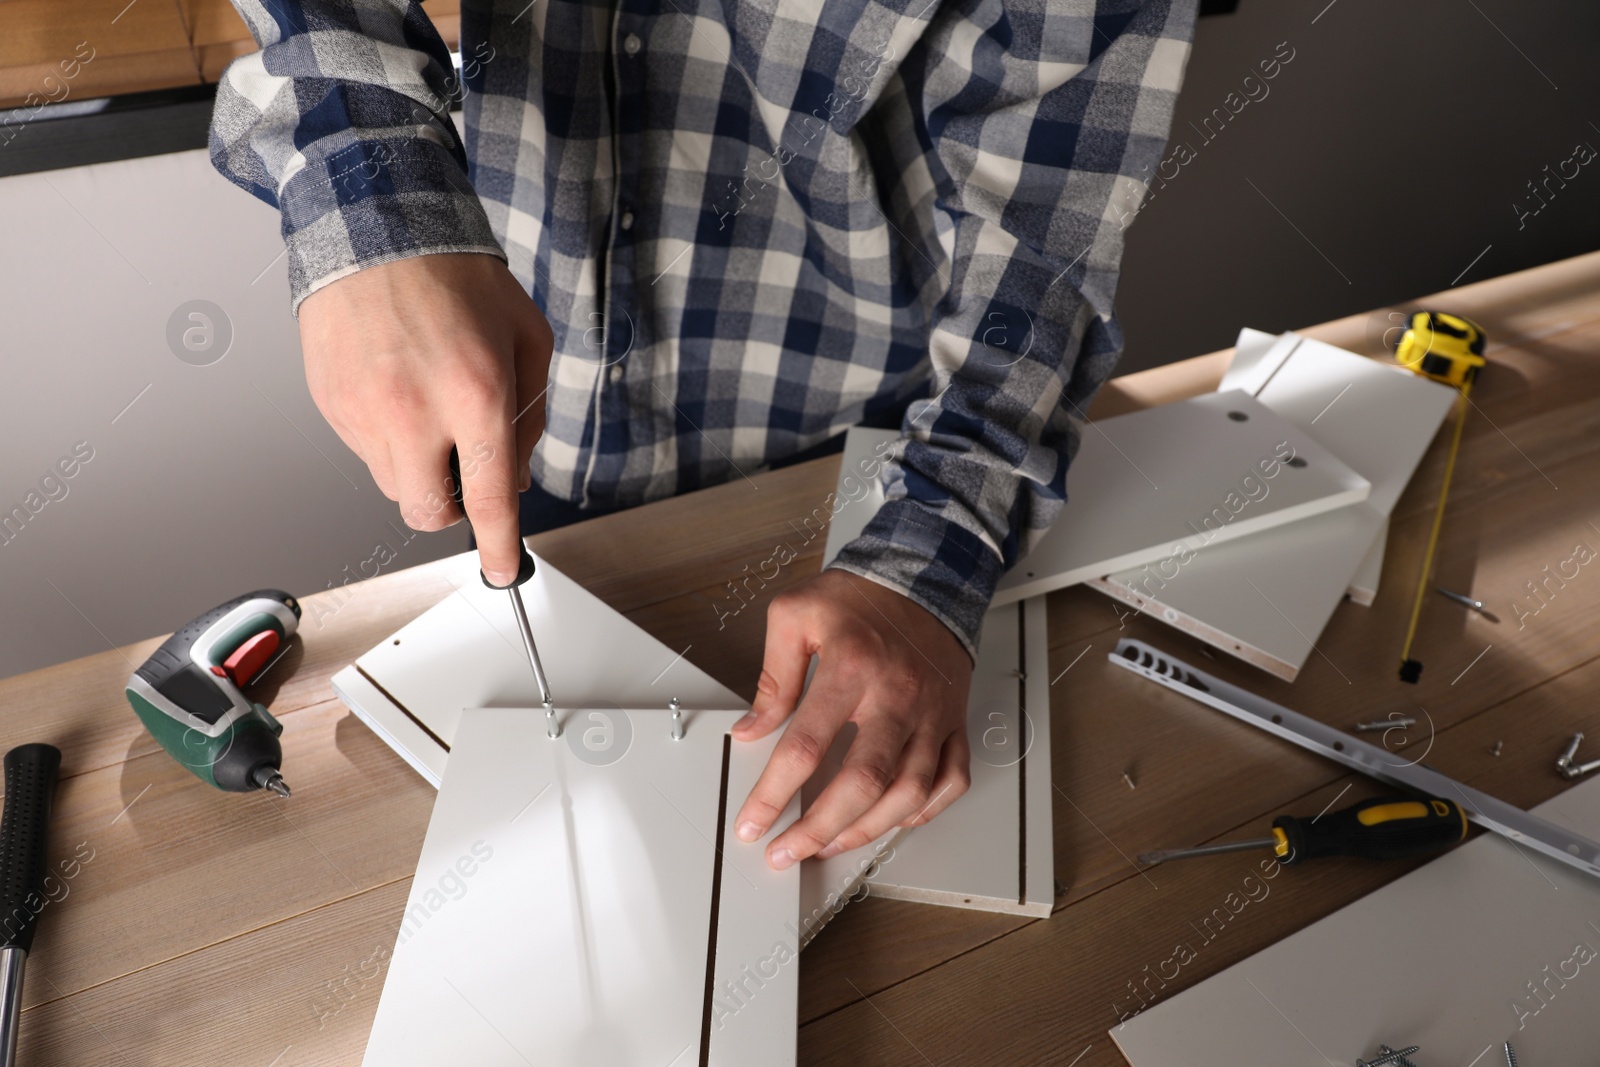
[297,252,554,585]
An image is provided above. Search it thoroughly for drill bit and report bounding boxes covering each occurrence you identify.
[251,766,291,797]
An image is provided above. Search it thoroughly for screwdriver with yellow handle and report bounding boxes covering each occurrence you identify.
[1138,796,1468,867]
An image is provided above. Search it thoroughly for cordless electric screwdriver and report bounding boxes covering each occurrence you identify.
[124,590,300,795]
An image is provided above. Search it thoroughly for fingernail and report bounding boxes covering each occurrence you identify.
[816,840,843,860]
[733,711,756,731]
[768,848,795,870]
[736,821,762,842]
[520,469,532,491]
[485,569,514,587]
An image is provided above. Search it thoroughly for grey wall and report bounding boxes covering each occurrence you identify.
[1116,0,1600,373]
[0,149,469,680]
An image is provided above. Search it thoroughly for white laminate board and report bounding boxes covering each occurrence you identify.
[1226,328,1386,604]
[329,550,744,787]
[819,427,896,565]
[990,390,1371,606]
[1091,339,1453,680]
[1020,595,1056,912]
[868,599,1022,907]
[1111,774,1600,1066]
[1218,328,1300,394]
[1347,519,1387,606]
[362,707,797,1067]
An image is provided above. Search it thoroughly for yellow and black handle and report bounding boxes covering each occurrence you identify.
[1272,796,1468,865]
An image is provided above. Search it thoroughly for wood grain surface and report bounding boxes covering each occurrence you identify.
[4,250,1599,1064]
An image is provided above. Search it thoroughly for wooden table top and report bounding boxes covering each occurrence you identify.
[6,250,1600,1065]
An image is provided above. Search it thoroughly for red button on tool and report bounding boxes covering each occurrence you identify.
[220,630,280,687]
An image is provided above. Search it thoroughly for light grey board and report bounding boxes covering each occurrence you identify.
[1225,329,1386,605]
[329,551,746,787]
[361,707,797,1067]
[1111,774,1600,1067]
[801,428,1055,918]
[1090,339,1455,680]
[866,598,1052,914]
[818,426,896,564]
[991,390,1371,606]
[1084,504,1385,680]
[1218,327,1301,395]
[1347,519,1386,606]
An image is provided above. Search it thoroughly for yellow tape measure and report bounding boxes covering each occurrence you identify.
[1394,311,1487,392]
[1393,310,1487,683]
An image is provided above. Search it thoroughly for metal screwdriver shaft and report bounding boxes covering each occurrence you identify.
[1139,838,1276,865]
[449,449,557,734]
[507,582,554,709]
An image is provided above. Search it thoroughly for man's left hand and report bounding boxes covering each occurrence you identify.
[731,569,974,870]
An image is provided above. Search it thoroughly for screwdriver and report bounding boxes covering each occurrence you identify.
[1138,796,1468,867]
[448,447,558,737]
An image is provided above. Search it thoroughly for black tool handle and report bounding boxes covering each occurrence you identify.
[0,745,61,953]
[1276,796,1467,866]
[448,446,536,589]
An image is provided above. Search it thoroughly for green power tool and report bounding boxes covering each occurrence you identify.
[124,590,301,795]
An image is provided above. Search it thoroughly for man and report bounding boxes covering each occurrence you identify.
[211,0,1194,870]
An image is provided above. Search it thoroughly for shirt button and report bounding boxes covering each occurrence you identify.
[623,33,642,55]
[609,363,624,384]
[619,210,634,231]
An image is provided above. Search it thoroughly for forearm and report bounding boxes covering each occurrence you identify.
[209,0,506,312]
[833,0,1198,655]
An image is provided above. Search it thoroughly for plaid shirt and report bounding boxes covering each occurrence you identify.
[211,0,1195,656]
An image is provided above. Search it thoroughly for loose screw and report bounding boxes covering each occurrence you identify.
[1356,718,1416,732]
[545,702,560,740]
[1504,1041,1518,1067]
[1380,1045,1419,1067]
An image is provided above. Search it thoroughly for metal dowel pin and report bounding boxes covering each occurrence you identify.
[670,698,684,741]
[1565,756,1600,781]
[545,701,560,740]
[1558,732,1585,777]
[1121,771,1136,790]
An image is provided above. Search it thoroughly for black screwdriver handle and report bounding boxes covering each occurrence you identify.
[0,744,61,953]
[1276,796,1467,866]
[447,446,536,589]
